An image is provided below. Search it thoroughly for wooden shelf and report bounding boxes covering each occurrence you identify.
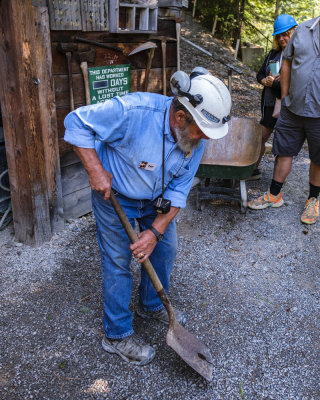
[109,0,158,33]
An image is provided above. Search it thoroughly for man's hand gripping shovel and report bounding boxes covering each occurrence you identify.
[109,190,214,381]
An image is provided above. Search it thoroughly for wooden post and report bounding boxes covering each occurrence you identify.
[0,2,63,245]
[212,15,218,36]
[234,38,240,60]
[192,0,197,18]
[34,7,64,234]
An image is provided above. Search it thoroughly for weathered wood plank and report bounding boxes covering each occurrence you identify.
[61,162,89,196]
[81,0,109,32]
[34,7,64,233]
[59,138,74,159]
[51,41,177,75]
[48,0,82,30]
[60,150,81,168]
[50,17,177,42]
[0,3,54,245]
[55,67,176,153]
[54,66,176,112]
[63,186,92,219]
[54,74,85,108]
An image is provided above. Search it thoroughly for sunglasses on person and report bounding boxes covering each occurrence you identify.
[276,32,289,39]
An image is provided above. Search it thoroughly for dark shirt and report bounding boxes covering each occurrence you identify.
[257,50,282,108]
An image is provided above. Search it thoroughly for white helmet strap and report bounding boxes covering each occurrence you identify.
[170,76,203,108]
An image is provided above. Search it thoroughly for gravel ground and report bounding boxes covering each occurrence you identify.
[1,11,319,400]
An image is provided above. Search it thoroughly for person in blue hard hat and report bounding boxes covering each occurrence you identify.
[248,14,297,180]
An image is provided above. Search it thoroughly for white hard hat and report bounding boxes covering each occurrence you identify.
[170,70,232,139]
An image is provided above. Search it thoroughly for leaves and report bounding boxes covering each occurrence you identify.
[191,0,320,48]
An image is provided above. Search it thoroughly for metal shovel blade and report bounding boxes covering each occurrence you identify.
[167,321,214,382]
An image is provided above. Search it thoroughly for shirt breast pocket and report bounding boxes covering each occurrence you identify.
[174,163,191,178]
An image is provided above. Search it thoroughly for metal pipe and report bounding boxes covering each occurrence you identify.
[181,36,243,75]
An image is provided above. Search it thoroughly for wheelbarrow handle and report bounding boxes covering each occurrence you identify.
[109,190,175,323]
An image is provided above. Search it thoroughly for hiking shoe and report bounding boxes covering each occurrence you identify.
[301,197,319,225]
[102,333,155,366]
[248,191,284,210]
[136,306,187,326]
[246,168,261,181]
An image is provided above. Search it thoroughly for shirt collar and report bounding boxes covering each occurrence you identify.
[309,16,320,30]
[164,98,176,142]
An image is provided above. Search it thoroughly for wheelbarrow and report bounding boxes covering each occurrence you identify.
[195,117,262,213]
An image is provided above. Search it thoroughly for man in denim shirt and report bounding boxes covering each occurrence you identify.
[249,16,320,225]
[64,69,232,365]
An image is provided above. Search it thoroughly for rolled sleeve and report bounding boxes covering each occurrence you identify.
[164,170,196,208]
[64,128,96,149]
[64,109,96,148]
[64,97,127,148]
[164,188,188,208]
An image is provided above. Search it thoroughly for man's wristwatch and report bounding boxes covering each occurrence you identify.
[150,226,164,242]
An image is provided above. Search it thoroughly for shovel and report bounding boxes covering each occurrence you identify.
[109,190,214,381]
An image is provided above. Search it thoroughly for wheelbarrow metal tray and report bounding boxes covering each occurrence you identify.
[196,117,262,179]
[195,118,262,213]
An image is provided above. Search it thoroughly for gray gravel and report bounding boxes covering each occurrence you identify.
[1,11,319,400]
[1,148,319,400]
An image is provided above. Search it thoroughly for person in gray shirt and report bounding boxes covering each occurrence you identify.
[248,16,320,225]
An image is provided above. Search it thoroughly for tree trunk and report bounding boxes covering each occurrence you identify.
[274,0,280,19]
[233,0,246,48]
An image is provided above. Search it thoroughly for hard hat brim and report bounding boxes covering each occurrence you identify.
[272,23,297,35]
[201,120,229,140]
[178,95,230,140]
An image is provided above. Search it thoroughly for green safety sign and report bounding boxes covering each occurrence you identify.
[88,64,131,104]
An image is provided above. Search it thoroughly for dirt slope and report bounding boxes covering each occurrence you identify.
[180,11,261,120]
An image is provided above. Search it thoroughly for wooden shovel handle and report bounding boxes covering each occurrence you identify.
[109,190,175,321]
[144,47,155,92]
[80,61,91,105]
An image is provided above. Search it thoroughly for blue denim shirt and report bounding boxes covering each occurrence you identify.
[64,92,206,208]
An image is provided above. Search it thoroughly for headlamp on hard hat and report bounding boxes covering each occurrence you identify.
[170,67,232,139]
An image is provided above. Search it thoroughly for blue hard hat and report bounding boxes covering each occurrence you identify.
[273,14,297,36]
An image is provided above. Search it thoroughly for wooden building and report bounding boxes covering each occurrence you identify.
[0,0,185,245]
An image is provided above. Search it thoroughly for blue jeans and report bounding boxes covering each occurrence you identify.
[92,190,178,339]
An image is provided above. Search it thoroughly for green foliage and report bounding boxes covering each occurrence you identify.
[250,52,266,72]
[192,0,320,49]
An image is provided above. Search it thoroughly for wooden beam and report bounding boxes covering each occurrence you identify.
[34,7,64,234]
[0,2,63,245]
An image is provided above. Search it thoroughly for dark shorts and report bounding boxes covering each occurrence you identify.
[260,106,278,129]
[273,104,320,165]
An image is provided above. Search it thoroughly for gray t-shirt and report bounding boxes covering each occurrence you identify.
[283,16,320,117]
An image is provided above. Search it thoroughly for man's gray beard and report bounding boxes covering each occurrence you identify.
[174,126,202,153]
